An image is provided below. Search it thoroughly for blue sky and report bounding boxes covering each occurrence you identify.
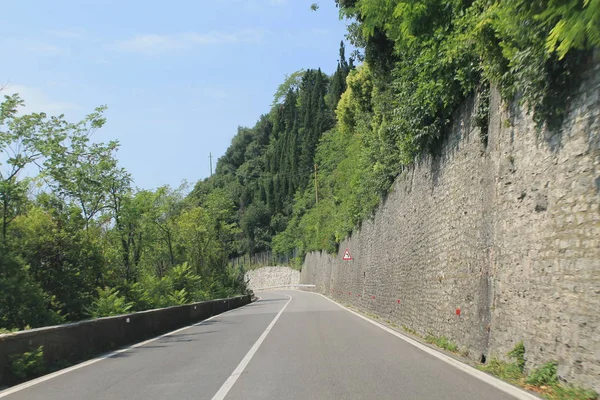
[0,0,351,190]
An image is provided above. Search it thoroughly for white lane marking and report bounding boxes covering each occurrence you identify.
[0,302,255,398]
[312,292,541,400]
[211,294,292,400]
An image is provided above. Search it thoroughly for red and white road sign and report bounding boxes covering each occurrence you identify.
[342,248,352,261]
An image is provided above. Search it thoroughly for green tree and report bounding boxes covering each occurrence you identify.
[0,249,62,330]
[8,200,103,320]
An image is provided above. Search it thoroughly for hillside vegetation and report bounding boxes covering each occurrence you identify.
[192,0,599,259]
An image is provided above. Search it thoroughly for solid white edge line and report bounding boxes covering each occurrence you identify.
[0,300,255,398]
[211,294,292,400]
[311,292,541,400]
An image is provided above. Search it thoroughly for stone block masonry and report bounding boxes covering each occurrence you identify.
[301,55,600,392]
[246,266,300,291]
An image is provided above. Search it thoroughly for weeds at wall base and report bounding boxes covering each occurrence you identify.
[478,344,597,400]
[425,335,459,353]
[479,361,597,400]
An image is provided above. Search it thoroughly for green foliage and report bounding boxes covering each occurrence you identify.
[479,359,525,384]
[508,341,526,373]
[272,70,306,107]
[474,83,491,146]
[168,288,189,306]
[335,0,597,151]
[425,335,459,353]
[549,385,598,400]
[0,250,63,330]
[542,0,600,59]
[402,325,418,336]
[8,203,102,321]
[479,344,597,399]
[526,362,559,386]
[480,342,526,383]
[268,0,598,263]
[86,287,133,318]
[9,346,45,381]
[327,41,353,111]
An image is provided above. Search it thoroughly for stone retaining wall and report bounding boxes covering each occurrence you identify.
[246,266,300,291]
[301,56,600,391]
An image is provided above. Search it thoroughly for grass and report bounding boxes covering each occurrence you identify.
[479,359,525,385]
[480,361,597,399]
[364,312,379,320]
[549,385,598,400]
[402,325,418,336]
[479,343,597,400]
[425,335,459,353]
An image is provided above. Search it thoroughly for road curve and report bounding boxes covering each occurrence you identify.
[1,291,530,400]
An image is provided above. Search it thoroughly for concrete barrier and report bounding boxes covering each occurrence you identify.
[0,295,251,386]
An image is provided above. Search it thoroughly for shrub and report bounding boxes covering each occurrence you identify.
[526,362,559,386]
[508,341,526,373]
[10,346,45,381]
[86,287,133,318]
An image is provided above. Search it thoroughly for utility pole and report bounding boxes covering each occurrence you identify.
[209,153,213,176]
[314,163,319,205]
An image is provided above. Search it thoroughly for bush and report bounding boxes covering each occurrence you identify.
[508,341,526,373]
[479,342,527,384]
[526,362,559,386]
[0,252,63,330]
[10,346,45,381]
[86,287,133,318]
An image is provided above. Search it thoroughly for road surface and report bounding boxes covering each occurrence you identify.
[0,291,533,400]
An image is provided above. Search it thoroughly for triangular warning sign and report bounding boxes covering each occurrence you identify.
[342,248,352,261]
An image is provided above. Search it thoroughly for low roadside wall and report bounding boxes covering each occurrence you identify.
[0,295,251,386]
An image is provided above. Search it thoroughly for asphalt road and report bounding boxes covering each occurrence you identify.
[0,291,532,400]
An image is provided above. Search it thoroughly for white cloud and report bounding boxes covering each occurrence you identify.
[46,29,84,38]
[2,38,66,56]
[1,84,81,115]
[25,42,65,56]
[114,29,267,54]
[116,34,186,52]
